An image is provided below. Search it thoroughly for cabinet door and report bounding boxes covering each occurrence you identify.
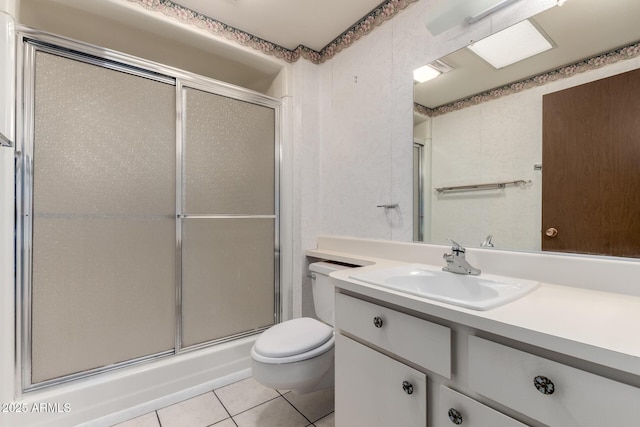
[468,335,640,427]
[335,334,427,427]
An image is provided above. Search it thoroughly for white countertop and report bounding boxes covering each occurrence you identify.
[307,246,640,379]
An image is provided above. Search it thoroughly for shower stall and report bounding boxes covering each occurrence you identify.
[16,30,281,392]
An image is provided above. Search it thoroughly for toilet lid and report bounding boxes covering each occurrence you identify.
[253,318,333,358]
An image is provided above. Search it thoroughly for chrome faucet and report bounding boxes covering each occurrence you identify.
[480,235,494,247]
[443,239,481,275]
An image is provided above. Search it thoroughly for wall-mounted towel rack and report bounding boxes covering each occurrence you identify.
[435,180,531,194]
[0,132,12,148]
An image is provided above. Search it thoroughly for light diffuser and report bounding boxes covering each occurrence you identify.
[468,20,553,69]
[413,64,441,83]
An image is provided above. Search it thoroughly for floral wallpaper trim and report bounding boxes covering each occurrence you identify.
[415,41,640,117]
[318,0,419,62]
[126,0,419,64]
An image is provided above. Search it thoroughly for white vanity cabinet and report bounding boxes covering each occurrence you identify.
[468,336,640,427]
[334,290,640,427]
[335,334,427,427]
[335,292,450,426]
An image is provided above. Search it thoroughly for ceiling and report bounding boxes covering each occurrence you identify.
[414,0,640,110]
[172,0,387,51]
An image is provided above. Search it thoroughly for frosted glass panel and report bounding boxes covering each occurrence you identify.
[33,52,176,216]
[30,52,176,383]
[183,88,275,215]
[182,218,275,347]
[31,218,175,383]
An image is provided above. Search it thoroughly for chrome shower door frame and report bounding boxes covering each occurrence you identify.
[15,28,281,393]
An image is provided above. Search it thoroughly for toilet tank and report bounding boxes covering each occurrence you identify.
[309,261,353,326]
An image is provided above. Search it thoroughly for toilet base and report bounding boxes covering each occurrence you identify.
[251,347,334,394]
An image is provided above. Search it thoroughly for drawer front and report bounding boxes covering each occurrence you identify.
[335,334,427,427]
[336,292,451,378]
[435,386,528,427]
[468,335,640,427]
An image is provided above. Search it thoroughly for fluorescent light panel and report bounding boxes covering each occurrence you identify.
[468,20,553,69]
[413,60,453,83]
[413,65,441,83]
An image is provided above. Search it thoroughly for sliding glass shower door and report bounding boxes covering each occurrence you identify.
[28,50,177,385]
[19,36,280,390]
[180,86,277,348]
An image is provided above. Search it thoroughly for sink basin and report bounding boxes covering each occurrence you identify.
[350,264,539,310]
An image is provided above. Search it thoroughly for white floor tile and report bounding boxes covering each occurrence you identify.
[213,419,237,427]
[111,412,160,427]
[282,388,334,423]
[233,396,309,427]
[215,377,280,416]
[314,411,335,427]
[157,392,230,427]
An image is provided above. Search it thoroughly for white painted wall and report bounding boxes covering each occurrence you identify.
[290,58,321,318]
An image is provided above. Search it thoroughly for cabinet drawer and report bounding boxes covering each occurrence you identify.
[336,292,451,378]
[435,386,527,427]
[468,335,640,427]
[335,334,427,427]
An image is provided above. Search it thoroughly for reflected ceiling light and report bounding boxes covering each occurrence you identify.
[467,19,553,69]
[413,60,453,83]
[413,65,440,83]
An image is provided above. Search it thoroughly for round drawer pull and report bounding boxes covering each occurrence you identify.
[373,316,384,328]
[402,381,413,395]
[534,375,555,395]
[448,408,463,424]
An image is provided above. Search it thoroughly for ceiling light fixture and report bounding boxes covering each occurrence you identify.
[413,65,440,83]
[413,60,453,83]
[467,19,553,69]
[465,0,521,25]
[425,0,523,36]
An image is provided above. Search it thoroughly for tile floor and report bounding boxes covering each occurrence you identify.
[112,377,335,427]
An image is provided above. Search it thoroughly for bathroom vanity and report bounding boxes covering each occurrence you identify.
[307,236,640,427]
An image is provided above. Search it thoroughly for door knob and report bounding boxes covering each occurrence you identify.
[545,227,558,238]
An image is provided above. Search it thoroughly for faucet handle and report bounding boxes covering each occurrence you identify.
[448,239,465,254]
[481,235,494,247]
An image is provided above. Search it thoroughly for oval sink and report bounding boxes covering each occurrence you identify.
[350,264,539,310]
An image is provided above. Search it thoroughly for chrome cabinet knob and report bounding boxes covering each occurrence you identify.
[373,316,383,328]
[448,408,463,424]
[534,375,555,395]
[402,381,413,395]
[545,227,558,238]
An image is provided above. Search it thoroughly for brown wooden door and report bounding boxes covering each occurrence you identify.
[542,68,640,257]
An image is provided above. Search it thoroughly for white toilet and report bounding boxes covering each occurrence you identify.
[251,261,351,394]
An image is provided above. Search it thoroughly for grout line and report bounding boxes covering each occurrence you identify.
[210,390,238,426]
[281,394,314,425]
[221,394,282,418]
[314,411,334,425]
[212,389,233,417]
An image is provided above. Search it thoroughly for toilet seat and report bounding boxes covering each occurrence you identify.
[251,318,334,364]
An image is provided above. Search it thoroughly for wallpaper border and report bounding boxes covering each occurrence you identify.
[126,0,419,64]
[415,41,640,117]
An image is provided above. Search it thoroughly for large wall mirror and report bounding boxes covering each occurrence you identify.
[413,0,640,258]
